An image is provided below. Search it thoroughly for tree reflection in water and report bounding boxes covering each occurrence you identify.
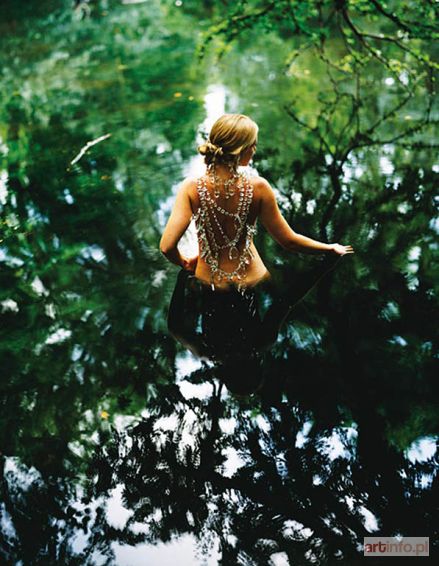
[89,377,436,565]
[1,0,438,563]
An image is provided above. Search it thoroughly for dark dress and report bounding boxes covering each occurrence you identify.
[167,255,343,395]
[186,275,264,361]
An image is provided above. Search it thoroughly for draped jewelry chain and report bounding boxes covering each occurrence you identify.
[193,166,257,291]
[207,161,240,199]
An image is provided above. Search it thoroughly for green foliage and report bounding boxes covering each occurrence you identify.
[0,0,437,563]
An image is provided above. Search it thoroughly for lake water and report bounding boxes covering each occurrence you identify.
[0,1,437,564]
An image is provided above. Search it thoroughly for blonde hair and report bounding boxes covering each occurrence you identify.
[197,113,258,169]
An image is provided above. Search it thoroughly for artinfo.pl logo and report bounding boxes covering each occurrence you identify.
[363,536,429,556]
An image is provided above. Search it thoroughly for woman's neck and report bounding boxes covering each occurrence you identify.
[208,162,239,179]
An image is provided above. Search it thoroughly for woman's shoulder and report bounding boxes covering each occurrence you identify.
[179,175,199,189]
[177,176,200,209]
[248,174,273,197]
[177,176,199,197]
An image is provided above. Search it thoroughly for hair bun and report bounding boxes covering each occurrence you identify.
[197,140,223,157]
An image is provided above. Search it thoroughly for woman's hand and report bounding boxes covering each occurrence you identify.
[330,243,355,256]
[181,255,198,272]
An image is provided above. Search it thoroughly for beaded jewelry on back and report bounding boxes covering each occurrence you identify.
[193,158,257,293]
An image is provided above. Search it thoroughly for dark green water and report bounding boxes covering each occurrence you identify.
[0,1,437,564]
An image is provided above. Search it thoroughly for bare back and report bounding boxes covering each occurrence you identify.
[188,173,270,290]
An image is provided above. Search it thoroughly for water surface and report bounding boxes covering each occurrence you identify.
[0,1,437,564]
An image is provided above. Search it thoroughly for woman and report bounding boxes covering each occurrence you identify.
[159,113,354,290]
[160,113,354,395]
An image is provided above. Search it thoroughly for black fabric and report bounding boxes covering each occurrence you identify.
[186,277,263,361]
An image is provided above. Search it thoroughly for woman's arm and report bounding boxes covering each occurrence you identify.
[258,177,354,256]
[159,178,198,269]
